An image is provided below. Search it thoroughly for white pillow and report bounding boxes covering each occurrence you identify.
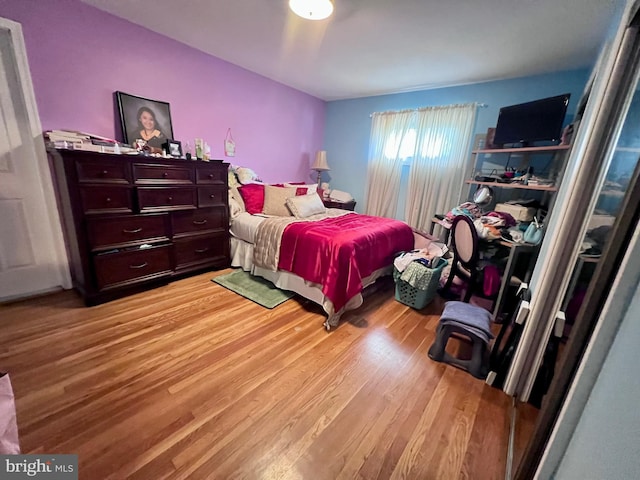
[236,167,259,185]
[286,194,327,218]
[262,185,298,216]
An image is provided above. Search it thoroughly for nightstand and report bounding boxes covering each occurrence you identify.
[323,199,356,211]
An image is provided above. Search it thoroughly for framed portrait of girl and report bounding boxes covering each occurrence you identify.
[115,91,174,149]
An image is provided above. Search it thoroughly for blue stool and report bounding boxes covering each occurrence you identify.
[428,301,493,379]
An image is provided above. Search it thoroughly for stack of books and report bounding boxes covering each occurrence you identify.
[526,176,554,187]
[44,130,136,154]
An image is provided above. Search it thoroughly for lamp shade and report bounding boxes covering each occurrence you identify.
[311,150,330,171]
[289,0,334,20]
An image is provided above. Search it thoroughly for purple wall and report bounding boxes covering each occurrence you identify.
[0,0,325,183]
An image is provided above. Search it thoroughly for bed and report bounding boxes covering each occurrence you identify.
[229,199,414,330]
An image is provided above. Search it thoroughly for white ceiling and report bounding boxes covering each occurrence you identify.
[82,0,617,101]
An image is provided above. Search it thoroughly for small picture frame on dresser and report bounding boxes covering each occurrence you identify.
[163,139,183,158]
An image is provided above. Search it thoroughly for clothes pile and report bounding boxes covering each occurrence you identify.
[394,243,445,289]
[581,225,611,256]
[443,201,482,225]
[442,201,518,241]
[475,211,517,240]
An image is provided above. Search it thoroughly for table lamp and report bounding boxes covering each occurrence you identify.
[311,150,330,187]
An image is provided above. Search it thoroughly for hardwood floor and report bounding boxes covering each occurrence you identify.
[0,270,538,479]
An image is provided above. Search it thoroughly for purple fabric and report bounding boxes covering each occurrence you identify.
[487,211,517,227]
[483,264,501,297]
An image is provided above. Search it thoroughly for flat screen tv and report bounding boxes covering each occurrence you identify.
[493,93,571,147]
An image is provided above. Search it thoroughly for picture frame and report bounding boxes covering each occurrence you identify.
[163,139,183,158]
[115,91,174,149]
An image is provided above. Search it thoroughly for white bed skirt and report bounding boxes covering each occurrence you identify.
[230,236,390,329]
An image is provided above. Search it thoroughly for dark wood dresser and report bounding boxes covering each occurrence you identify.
[50,149,230,305]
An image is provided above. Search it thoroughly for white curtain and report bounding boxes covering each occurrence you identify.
[364,110,414,217]
[405,104,477,231]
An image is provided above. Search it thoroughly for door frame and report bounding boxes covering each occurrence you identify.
[0,16,70,298]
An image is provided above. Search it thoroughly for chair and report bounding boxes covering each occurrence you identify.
[440,215,480,302]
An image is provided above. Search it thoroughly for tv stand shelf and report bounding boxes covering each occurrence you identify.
[472,144,572,154]
[465,180,558,191]
[468,144,571,191]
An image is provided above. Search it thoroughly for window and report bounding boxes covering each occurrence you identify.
[383,126,447,163]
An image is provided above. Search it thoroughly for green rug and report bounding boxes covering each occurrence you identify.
[212,269,295,309]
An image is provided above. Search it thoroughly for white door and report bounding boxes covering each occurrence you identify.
[0,20,69,301]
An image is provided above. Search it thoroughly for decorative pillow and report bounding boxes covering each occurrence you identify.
[286,183,318,195]
[228,169,240,189]
[276,183,314,195]
[236,167,259,185]
[262,185,298,216]
[286,193,326,218]
[229,196,244,219]
[237,183,265,214]
[229,186,245,211]
[274,181,305,187]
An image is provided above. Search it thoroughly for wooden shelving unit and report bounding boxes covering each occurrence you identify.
[465,180,558,191]
[472,144,572,154]
[467,144,571,193]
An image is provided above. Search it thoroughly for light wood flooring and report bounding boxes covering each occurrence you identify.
[1,270,538,479]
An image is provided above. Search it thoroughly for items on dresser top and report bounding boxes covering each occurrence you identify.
[49,149,230,305]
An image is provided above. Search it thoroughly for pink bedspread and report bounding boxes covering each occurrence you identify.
[278,213,414,312]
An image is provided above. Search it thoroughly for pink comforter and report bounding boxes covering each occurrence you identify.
[278,213,414,312]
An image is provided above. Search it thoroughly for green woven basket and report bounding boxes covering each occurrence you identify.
[393,257,447,309]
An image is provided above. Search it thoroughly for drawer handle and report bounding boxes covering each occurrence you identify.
[129,262,148,269]
[163,172,169,177]
[123,228,142,234]
[195,248,210,254]
[106,197,112,203]
[192,219,207,225]
[209,194,216,199]
[101,170,108,176]
[167,196,173,202]
[208,174,214,179]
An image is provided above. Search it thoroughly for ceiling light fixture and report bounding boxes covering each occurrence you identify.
[289,0,334,20]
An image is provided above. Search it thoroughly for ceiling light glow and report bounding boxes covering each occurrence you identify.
[289,0,334,20]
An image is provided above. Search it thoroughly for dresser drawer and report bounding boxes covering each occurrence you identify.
[76,159,129,184]
[137,187,197,212]
[133,163,194,184]
[87,214,170,250]
[198,186,227,208]
[80,186,133,214]
[196,165,226,184]
[93,245,172,290]
[174,233,229,270]
[172,207,227,237]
